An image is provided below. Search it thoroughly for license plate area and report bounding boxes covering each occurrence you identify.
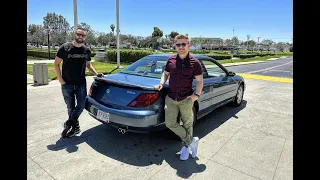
[95,108,110,123]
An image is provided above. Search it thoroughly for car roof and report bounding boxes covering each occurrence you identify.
[146,53,213,60]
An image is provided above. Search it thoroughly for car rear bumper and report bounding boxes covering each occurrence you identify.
[85,96,163,129]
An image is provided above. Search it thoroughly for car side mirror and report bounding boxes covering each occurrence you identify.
[227,71,236,76]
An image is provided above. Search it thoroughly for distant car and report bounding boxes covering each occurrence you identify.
[85,54,245,134]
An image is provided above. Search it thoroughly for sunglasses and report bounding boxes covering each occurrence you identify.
[76,33,86,37]
[175,43,188,47]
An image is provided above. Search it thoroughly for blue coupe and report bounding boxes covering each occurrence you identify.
[85,54,245,134]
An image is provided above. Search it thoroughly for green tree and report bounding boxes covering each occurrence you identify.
[169,31,179,39]
[110,24,115,35]
[43,12,70,45]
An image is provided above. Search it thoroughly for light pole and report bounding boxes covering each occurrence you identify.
[233,29,234,39]
[231,29,235,60]
[73,0,78,30]
[116,0,121,68]
[257,37,260,53]
[46,29,50,60]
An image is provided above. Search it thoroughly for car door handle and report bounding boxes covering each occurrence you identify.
[213,82,219,85]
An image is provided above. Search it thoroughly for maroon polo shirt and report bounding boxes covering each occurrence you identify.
[164,53,202,101]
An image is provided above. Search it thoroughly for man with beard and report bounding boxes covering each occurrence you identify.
[54,27,104,138]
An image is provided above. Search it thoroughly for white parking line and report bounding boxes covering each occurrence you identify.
[247,61,293,74]
[266,70,291,72]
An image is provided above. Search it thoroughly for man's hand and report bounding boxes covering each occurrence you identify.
[59,79,66,85]
[187,95,198,102]
[97,73,104,77]
[154,84,163,91]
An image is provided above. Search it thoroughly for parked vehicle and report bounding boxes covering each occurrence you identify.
[85,54,245,134]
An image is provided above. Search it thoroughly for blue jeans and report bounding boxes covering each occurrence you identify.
[61,83,87,126]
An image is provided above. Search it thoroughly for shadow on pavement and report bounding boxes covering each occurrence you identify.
[47,100,247,179]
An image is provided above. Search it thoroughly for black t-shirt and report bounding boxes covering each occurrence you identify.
[56,42,91,85]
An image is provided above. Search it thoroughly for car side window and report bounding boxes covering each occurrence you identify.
[201,60,226,78]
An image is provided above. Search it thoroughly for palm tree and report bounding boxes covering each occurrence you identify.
[110,24,115,35]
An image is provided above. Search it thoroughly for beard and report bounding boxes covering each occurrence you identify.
[75,37,84,44]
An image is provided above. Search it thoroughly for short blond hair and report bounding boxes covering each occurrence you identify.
[174,34,190,43]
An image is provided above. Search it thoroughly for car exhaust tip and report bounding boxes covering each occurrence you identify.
[118,128,127,134]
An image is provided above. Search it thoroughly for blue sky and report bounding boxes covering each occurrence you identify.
[27,0,292,43]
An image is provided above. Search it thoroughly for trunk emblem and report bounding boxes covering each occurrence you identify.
[127,90,136,94]
[106,89,110,93]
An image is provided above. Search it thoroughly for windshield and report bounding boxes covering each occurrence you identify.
[120,56,168,79]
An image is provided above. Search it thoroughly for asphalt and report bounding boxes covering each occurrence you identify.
[27,74,293,180]
[227,57,293,78]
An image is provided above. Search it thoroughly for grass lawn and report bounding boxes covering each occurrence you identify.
[27,56,48,60]
[27,62,129,80]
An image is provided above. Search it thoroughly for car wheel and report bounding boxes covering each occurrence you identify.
[232,84,244,106]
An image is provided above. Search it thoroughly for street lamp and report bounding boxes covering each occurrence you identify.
[257,37,260,53]
[116,0,121,68]
[73,0,78,30]
[46,29,51,60]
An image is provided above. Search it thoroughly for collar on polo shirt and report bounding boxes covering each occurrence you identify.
[176,53,191,61]
[176,53,191,68]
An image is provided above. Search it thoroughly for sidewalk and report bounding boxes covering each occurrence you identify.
[27,76,293,180]
[27,57,288,84]
[27,74,33,84]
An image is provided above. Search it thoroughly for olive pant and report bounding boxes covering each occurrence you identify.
[164,95,194,146]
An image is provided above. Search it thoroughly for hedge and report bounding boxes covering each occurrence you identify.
[28,49,275,62]
[107,50,153,63]
[233,53,275,59]
[160,49,212,54]
[202,54,232,60]
[27,49,96,59]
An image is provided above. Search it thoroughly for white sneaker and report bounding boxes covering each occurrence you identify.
[180,146,190,161]
[189,137,199,158]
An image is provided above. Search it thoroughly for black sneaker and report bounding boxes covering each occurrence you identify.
[66,126,81,138]
[61,121,72,138]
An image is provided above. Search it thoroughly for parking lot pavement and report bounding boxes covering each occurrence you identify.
[27,77,293,180]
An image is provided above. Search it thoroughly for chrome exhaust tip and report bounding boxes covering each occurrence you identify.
[118,128,127,134]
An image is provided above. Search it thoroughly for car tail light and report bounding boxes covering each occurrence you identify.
[127,93,160,107]
[88,84,93,96]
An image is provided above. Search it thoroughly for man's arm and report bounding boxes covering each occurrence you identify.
[187,74,203,102]
[86,61,99,76]
[54,46,65,84]
[85,48,103,77]
[194,75,203,96]
[154,71,169,90]
[54,57,65,84]
[160,71,170,85]
[187,60,203,101]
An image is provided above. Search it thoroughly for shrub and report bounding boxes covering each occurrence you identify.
[27,49,96,59]
[107,50,153,63]
[201,54,232,60]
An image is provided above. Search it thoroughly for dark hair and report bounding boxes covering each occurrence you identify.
[76,27,87,32]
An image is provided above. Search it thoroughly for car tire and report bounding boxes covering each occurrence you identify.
[231,83,244,106]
